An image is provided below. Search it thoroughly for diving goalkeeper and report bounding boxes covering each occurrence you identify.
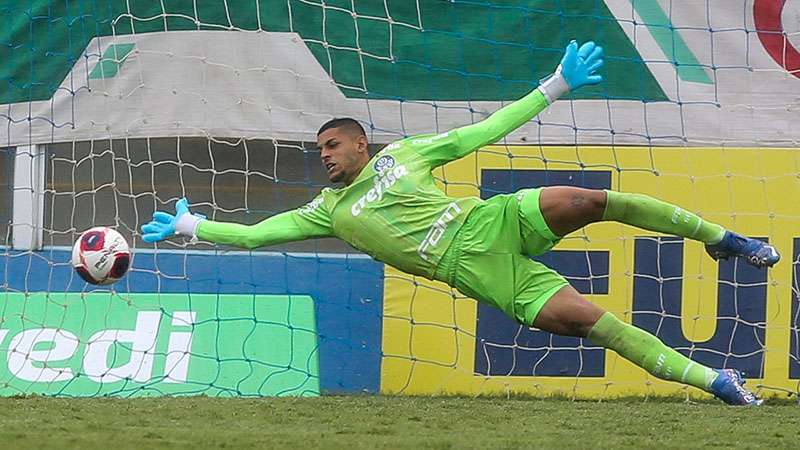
[142,41,778,406]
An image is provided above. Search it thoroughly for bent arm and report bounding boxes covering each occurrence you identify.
[196,210,330,250]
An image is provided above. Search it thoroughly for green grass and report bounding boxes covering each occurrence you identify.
[1,396,798,449]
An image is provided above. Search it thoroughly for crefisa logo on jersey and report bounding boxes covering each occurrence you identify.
[373,154,396,173]
[352,159,409,217]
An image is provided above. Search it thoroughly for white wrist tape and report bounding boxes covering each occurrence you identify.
[175,213,204,238]
[538,67,570,104]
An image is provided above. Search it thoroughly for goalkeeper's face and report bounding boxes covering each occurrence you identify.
[317,127,370,185]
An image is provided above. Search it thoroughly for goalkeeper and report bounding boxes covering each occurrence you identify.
[142,41,778,406]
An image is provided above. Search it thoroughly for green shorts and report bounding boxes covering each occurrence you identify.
[433,188,568,326]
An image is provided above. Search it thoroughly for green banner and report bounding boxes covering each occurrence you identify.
[0,293,319,397]
[0,0,665,103]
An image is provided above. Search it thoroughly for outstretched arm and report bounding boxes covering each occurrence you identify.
[417,40,604,167]
[140,197,333,249]
[191,211,321,249]
[449,88,550,157]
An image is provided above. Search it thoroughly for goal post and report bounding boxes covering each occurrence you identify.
[0,0,798,399]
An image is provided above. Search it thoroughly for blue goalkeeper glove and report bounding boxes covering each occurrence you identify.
[140,198,204,243]
[539,40,604,103]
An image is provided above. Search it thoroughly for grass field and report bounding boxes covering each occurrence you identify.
[2,395,798,449]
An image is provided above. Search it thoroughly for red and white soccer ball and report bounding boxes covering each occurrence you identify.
[71,227,131,285]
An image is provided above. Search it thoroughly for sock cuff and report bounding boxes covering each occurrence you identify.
[600,189,620,221]
[587,311,625,345]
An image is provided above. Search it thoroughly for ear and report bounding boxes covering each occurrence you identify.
[356,134,369,153]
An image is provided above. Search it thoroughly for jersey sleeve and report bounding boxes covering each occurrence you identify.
[412,88,551,168]
[195,195,333,249]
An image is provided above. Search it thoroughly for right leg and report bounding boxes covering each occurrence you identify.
[532,285,761,405]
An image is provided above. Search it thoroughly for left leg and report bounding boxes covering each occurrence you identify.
[535,186,779,267]
[537,186,725,242]
[533,285,761,405]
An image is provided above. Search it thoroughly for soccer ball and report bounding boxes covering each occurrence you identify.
[71,227,131,285]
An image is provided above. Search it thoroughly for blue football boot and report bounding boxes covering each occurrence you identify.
[705,231,780,268]
[710,369,763,406]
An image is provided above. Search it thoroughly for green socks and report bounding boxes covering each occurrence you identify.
[588,312,718,391]
[592,192,725,391]
[603,190,725,244]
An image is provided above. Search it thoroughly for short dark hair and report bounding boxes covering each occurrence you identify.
[317,117,367,138]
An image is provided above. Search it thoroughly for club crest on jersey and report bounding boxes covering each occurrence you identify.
[373,155,396,173]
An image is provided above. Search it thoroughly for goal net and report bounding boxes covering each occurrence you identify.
[1,0,798,399]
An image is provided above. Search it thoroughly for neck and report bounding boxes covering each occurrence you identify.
[343,161,368,186]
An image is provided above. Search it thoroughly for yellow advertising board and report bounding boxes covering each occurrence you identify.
[381,145,800,399]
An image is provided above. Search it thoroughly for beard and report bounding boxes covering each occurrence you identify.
[328,166,345,183]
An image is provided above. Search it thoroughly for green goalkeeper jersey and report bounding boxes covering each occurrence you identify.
[197,88,551,279]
